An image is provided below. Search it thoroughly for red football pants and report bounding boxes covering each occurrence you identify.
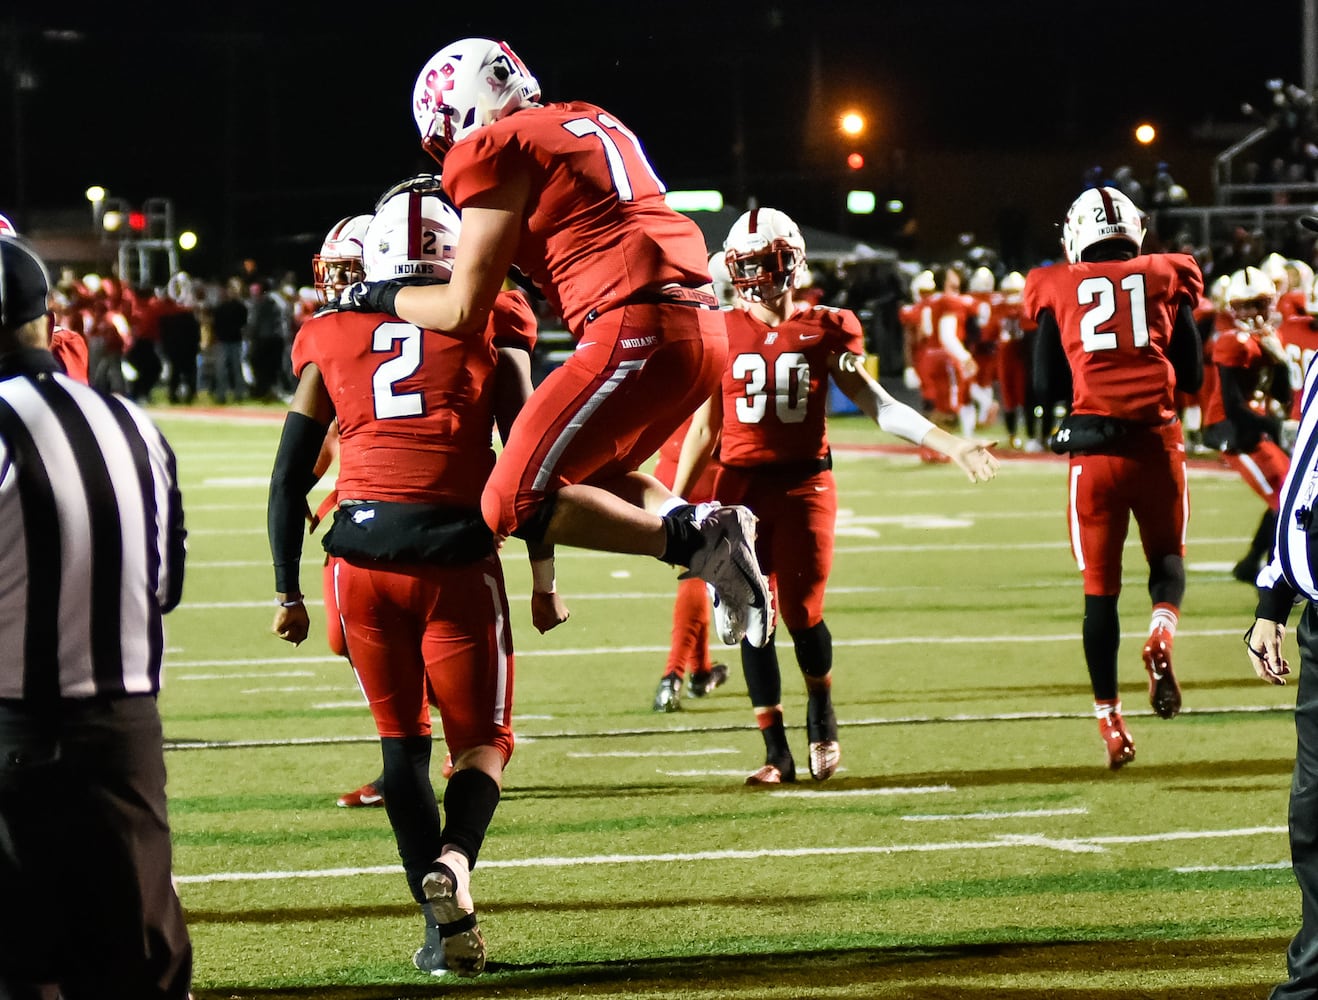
[333,553,515,762]
[714,466,836,632]
[482,302,727,537]
[1066,423,1188,596]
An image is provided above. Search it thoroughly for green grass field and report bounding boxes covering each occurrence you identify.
[153,407,1300,999]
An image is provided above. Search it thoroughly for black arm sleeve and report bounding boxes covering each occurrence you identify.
[1166,302,1203,395]
[1218,364,1277,450]
[1032,308,1072,404]
[268,411,330,594]
[1270,361,1294,410]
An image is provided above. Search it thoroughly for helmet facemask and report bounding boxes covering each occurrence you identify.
[727,241,801,303]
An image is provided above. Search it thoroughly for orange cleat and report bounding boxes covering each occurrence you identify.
[1098,713,1136,770]
[1142,626,1182,719]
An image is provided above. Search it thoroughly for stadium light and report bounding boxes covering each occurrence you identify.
[178,231,198,251]
[839,110,866,137]
[84,185,105,203]
[847,191,877,215]
[1135,122,1157,145]
[664,190,724,212]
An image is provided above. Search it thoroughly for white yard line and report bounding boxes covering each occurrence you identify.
[175,825,1289,886]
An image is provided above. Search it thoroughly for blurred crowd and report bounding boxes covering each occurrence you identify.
[51,266,323,406]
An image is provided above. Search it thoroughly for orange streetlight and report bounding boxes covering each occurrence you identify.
[1135,122,1157,145]
[840,110,866,137]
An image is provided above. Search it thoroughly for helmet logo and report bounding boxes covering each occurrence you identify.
[419,62,457,116]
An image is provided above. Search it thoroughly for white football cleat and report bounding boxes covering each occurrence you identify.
[680,505,773,647]
[808,740,841,781]
[421,854,485,976]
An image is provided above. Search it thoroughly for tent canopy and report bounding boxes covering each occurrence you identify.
[680,207,896,265]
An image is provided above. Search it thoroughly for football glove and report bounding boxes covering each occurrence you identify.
[338,280,403,316]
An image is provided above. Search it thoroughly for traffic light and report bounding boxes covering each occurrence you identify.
[846,151,865,171]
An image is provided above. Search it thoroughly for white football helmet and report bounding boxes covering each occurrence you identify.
[313,214,372,305]
[999,270,1025,304]
[1061,186,1145,263]
[413,38,540,164]
[724,207,807,302]
[1225,266,1277,332]
[910,269,936,300]
[1210,272,1232,311]
[363,191,461,283]
[708,252,736,308]
[1287,258,1314,300]
[968,266,995,294]
[1260,253,1290,296]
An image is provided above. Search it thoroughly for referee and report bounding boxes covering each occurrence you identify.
[0,236,192,999]
[1248,215,1318,1000]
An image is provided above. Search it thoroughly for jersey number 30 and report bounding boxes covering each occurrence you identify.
[1076,274,1150,352]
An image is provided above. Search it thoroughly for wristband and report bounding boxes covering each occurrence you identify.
[530,558,556,594]
[276,596,304,608]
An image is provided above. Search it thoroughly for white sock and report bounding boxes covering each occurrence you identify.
[1150,607,1178,635]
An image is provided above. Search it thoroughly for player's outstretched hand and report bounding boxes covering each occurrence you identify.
[1245,618,1291,685]
[531,591,570,634]
[952,439,999,484]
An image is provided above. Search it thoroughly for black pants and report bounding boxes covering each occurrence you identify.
[1277,602,1318,999]
[0,696,192,1000]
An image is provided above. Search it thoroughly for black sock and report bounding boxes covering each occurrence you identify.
[660,504,702,566]
[380,736,444,904]
[741,635,782,707]
[760,717,791,762]
[1082,595,1121,702]
[440,768,502,868]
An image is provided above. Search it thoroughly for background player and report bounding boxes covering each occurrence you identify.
[1027,186,1203,769]
[675,208,998,785]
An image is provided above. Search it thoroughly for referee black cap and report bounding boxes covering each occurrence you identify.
[0,236,50,331]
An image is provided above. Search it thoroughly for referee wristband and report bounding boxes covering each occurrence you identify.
[276,596,305,608]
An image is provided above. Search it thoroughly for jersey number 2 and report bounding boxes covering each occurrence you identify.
[1076,274,1150,352]
[372,322,424,419]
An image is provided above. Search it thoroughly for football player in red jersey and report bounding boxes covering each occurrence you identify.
[675,208,998,785]
[267,187,567,978]
[921,266,980,438]
[340,37,771,649]
[1027,186,1204,770]
[1203,267,1293,584]
[966,266,1002,430]
[994,271,1038,449]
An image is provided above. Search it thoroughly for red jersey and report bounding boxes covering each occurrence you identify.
[50,327,89,385]
[1023,253,1202,423]
[1203,329,1276,426]
[927,292,975,349]
[443,101,710,334]
[718,306,865,467]
[1277,311,1318,419]
[292,290,536,507]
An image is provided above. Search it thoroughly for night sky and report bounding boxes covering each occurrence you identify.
[0,1,1308,276]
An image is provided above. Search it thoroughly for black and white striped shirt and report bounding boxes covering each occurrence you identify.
[0,351,186,700]
[1258,352,1318,621]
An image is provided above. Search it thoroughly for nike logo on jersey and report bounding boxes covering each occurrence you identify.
[799,333,821,343]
